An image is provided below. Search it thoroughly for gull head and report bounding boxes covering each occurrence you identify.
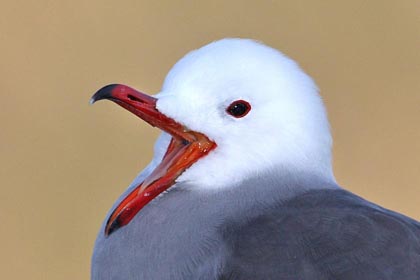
[91,38,334,236]
[157,38,334,188]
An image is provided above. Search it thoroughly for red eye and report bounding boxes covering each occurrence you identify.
[226,100,251,118]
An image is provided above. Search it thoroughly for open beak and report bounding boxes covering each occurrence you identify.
[91,84,216,236]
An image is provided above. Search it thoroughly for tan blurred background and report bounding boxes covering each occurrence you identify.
[1,0,419,279]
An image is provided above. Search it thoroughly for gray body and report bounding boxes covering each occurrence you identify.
[91,172,420,279]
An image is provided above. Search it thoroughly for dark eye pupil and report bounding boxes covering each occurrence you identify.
[227,100,251,118]
[230,103,247,115]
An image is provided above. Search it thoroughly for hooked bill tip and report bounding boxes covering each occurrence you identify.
[89,97,96,105]
[90,84,119,105]
[105,215,122,237]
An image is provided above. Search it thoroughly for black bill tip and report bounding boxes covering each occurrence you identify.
[90,84,119,105]
[105,215,122,237]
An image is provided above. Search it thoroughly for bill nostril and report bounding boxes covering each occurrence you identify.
[127,94,144,103]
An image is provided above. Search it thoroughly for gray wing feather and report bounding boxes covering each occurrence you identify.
[218,189,420,280]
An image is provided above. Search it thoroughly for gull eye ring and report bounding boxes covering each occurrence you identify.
[226,100,251,118]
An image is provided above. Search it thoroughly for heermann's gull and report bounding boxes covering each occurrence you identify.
[90,38,420,279]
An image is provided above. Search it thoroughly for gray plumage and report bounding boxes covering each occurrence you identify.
[91,173,420,279]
